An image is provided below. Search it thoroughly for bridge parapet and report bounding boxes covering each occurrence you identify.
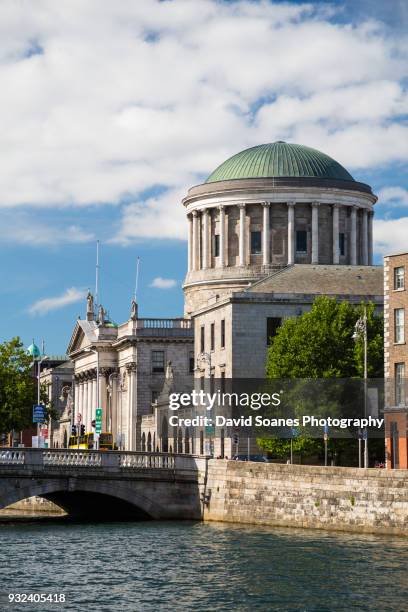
[0,448,205,478]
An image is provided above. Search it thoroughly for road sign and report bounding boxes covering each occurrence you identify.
[205,424,215,435]
[32,404,45,424]
[95,408,102,434]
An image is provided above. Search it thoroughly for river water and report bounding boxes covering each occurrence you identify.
[1,519,407,611]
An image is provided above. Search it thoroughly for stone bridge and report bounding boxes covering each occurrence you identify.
[0,449,208,520]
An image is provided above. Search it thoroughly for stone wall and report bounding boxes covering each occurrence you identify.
[0,496,65,516]
[204,460,408,536]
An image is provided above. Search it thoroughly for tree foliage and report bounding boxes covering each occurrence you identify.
[0,337,55,435]
[266,297,383,379]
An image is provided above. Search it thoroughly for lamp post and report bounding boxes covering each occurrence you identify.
[196,352,213,456]
[35,353,49,445]
[353,307,368,468]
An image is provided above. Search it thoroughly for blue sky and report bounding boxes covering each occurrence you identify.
[0,0,407,354]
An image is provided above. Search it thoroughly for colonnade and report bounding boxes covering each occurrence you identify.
[187,202,374,270]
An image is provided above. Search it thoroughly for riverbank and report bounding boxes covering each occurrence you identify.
[204,460,408,536]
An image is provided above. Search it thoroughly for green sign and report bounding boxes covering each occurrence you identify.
[95,408,102,434]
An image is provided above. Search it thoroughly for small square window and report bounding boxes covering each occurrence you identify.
[251,231,262,254]
[394,267,405,290]
[152,350,165,373]
[296,230,307,253]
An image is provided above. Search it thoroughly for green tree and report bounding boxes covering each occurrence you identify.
[261,297,384,464]
[266,297,383,379]
[0,337,56,437]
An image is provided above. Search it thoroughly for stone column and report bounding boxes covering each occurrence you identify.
[311,202,319,264]
[126,363,137,451]
[187,214,193,272]
[287,202,295,265]
[192,211,199,271]
[333,204,340,264]
[202,209,210,269]
[262,202,271,266]
[110,374,118,441]
[92,377,97,421]
[219,205,225,268]
[362,208,368,265]
[78,381,83,428]
[238,203,246,267]
[351,206,357,265]
[368,210,373,265]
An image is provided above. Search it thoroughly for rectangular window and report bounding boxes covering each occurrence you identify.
[152,350,165,373]
[395,363,405,406]
[214,235,220,258]
[339,232,345,256]
[266,317,282,345]
[250,231,262,254]
[221,319,225,349]
[200,325,205,353]
[151,390,159,404]
[395,308,405,343]
[189,351,195,373]
[394,266,405,290]
[221,371,226,393]
[210,323,215,351]
[296,230,307,253]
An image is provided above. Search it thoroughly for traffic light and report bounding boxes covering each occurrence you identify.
[80,424,85,435]
[71,425,76,436]
[91,419,96,428]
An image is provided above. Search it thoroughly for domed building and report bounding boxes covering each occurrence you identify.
[183,142,376,315]
[183,142,382,378]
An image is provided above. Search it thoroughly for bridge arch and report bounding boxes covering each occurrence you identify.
[0,479,169,520]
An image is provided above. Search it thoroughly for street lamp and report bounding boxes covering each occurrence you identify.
[353,306,368,468]
[37,354,49,445]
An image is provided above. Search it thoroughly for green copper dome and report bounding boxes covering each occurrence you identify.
[206,142,354,183]
[26,342,41,359]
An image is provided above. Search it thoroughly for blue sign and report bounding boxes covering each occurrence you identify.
[33,404,45,424]
[291,428,300,438]
[323,424,329,434]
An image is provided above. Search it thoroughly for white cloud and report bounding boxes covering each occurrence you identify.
[0,211,94,244]
[0,1,407,241]
[374,217,408,256]
[28,287,86,316]
[149,277,178,289]
[377,186,408,207]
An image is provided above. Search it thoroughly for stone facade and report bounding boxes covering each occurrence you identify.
[204,460,408,535]
[384,252,408,468]
[183,178,376,315]
[65,310,193,451]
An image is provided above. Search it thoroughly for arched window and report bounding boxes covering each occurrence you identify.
[141,432,146,452]
[147,432,152,452]
[162,417,169,453]
[200,430,204,455]
[185,427,190,454]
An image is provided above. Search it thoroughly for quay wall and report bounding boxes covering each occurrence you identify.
[204,460,408,536]
[0,496,65,517]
